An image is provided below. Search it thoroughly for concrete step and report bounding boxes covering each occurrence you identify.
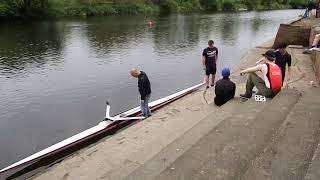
[151,89,300,180]
[123,97,269,180]
[304,143,320,180]
[242,88,320,180]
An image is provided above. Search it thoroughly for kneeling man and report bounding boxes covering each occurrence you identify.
[240,50,282,99]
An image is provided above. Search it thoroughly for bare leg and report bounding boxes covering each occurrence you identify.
[312,34,320,47]
[205,75,209,87]
[211,75,215,86]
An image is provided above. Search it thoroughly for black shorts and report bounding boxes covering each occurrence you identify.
[205,64,216,75]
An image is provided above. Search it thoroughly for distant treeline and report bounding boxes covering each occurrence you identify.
[0,0,314,19]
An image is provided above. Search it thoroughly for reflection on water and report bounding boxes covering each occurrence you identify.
[0,10,300,170]
[0,22,65,77]
[153,14,201,55]
[220,13,241,44]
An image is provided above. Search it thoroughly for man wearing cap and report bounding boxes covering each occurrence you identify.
[130,68,152,117]
[202,40,218,89]
[214,68,236,106]
[240,50,282,99]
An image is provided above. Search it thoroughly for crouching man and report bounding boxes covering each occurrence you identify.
[240,50,282,99]
[214,68,236,106]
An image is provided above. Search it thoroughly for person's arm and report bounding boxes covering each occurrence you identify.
[231,83,236,98]
[138,78,148,100]
[255,57,265,64]
[287,67,292,81]
[202,49,206,70]
[240,65,261,75]
[216,48,218,63]
[202,55,206,70]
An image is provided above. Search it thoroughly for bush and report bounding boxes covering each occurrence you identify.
[267,2,291,10]
[116,4,159,15]
[179,0,201,13]
[0,1,22,18]
[289,0,306,9]
[158,0,173,13]
[199,0,219,12]
[0,3,6,16]
[158,0,187,13]
[243,0,260,10]
[81,4,117,16]
[0,0,308,19]
[164,0,179,12]
[222,0,236,11]
[47,0,159,17]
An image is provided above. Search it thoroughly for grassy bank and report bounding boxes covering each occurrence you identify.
[0,0,312,19]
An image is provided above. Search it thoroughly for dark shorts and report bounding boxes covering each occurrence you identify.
[205,64,217,75]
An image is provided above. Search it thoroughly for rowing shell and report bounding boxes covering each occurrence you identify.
[0,82,205,174]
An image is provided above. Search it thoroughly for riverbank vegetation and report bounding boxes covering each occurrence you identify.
[0,0,312,19]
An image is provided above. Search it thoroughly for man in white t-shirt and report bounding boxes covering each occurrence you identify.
[240,50,283,99]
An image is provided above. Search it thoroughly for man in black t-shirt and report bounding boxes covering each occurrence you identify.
[275,43,292,84]
[202,40,218,89]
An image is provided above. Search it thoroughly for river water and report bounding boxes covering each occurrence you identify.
[0,10,301,169]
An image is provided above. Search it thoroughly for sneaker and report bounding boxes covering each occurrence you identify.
[303,48,311,54]
[310,47,317,51]
[211,84,215,87]
[303,47,317,54]
[240,94,252,99]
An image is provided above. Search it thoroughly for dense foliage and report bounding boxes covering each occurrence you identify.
[0,0,314,19]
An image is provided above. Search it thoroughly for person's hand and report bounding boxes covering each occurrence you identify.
[255,57,264,64]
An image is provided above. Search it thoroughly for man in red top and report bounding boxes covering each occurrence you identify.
[240,50,282,99]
